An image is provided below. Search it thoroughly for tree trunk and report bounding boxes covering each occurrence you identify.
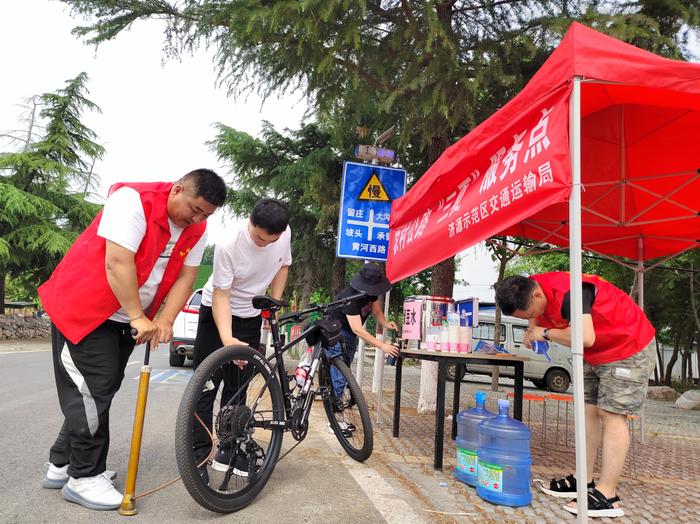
[681,349,688,386]
[0,265,5,315]
[300,264,313,311]
[418,134,452,414]
[653,336,662,385]
[688,267,700,386]
[417,257,455,413]
[696,334,700,385]
[664,325,683,385]
[331,257,346,299]
[683,332,696,385]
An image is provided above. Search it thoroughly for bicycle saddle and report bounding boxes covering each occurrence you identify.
[252,295,289,311]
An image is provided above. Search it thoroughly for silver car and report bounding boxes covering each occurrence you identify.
[448,312,573,393]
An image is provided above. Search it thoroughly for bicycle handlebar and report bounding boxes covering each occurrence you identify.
[278,292,367,325]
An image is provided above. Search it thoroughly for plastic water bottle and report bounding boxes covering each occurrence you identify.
[476,399,532,507]
[295,347,312,388]
[455,391,496,486]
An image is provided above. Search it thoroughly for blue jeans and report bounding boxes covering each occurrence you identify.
[325,329,358,398]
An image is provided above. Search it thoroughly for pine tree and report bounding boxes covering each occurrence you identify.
[59,0,700,409]
[210,121,344,307]
[0,73,103,313]
[60,0,700,291]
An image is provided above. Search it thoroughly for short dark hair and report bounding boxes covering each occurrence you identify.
[178,169,227,207]
[251,198,289,234]
[495,276,536,315]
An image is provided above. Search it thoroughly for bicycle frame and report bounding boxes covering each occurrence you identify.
[264,293,366,423]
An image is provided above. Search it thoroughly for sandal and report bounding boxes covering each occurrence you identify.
[535,474,595,498]
[562,487,624,518]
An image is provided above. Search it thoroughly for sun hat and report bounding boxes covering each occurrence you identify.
[349,264,392,295]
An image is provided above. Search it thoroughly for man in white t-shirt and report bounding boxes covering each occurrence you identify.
[191,198,292,477]
[38,169,227,510]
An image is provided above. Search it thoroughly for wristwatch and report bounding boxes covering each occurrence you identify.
[542,328,550,341]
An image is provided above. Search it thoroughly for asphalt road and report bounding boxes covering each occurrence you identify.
[0,342,420,524]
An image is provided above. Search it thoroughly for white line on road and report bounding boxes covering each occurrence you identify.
[0,349,51,355]
[321,428,427,524]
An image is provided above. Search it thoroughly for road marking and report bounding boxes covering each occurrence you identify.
[162,370,191,384]
[0,349,51,355]
[148,370,169,382]
[320,424,427,523]
[132,368,192,385]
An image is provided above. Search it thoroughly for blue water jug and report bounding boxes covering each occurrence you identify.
[476,399,532,507]
[454,391,495,486]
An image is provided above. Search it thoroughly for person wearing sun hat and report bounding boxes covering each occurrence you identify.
[327,263,400,409]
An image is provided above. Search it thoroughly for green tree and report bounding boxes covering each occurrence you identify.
[211,121,344,308]
[60,0,700,300]
[201,243,214,265]
[211,118,434,317]
[0,73,103,313]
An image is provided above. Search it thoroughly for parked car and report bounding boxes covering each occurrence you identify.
[447,313,573,393]
[169,288,276,367]
[169,288,203,367]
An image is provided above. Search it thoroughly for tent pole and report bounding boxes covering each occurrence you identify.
[569,76,588,523]
[638,237,647,444]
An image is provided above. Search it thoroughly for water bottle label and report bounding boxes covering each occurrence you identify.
[477,460,503,493]
[456,447,477,475]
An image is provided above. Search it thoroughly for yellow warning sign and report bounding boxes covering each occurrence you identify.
[358,173,390,201]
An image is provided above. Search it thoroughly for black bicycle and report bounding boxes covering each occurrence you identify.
[175,293,373,513]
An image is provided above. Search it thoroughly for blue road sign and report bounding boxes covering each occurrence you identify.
[337,161,407,261]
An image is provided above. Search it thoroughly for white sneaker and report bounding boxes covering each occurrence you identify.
[327,421,355,437]
[61,474,123,510]
[42,462,117,489]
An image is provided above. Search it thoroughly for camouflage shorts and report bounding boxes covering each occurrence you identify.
[583,344,654,416]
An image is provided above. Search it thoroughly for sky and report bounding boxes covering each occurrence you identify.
[0,0,499,300]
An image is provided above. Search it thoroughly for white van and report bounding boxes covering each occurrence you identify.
[448,312,573,393]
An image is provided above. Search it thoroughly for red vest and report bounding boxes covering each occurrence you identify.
[531,272,655,366]
[38,182,206,344]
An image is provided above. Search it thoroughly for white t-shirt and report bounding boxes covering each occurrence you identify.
[97,187,207,323]
[201,223,292,318]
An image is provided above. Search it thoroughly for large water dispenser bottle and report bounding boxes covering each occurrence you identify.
[454,391,495,486]
[476,399,532,507]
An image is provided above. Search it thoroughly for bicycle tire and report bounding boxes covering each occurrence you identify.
[322,357,373,462]
[175,345,285,513]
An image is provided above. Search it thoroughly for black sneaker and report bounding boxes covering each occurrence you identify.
[211,445,234,472]
[232,440,264,478]
[537,474,595,498]
[332,399,344,413]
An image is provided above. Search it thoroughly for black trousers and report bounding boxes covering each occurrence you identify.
[192,305,262,462]
[49,321,135,478]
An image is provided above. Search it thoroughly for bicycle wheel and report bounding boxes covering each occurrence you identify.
[175,345,285,513]
[322,357,373,462]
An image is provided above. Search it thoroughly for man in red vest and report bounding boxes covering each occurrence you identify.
[38,169,227,510]
[496,272,655,519]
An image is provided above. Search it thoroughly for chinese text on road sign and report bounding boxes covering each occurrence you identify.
[337,161,406,261]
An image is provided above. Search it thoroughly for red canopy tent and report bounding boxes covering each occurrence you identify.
[386,22,700,520]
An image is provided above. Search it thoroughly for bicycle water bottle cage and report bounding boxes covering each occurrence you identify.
[305,316,343,348]
[252,295,289,312]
